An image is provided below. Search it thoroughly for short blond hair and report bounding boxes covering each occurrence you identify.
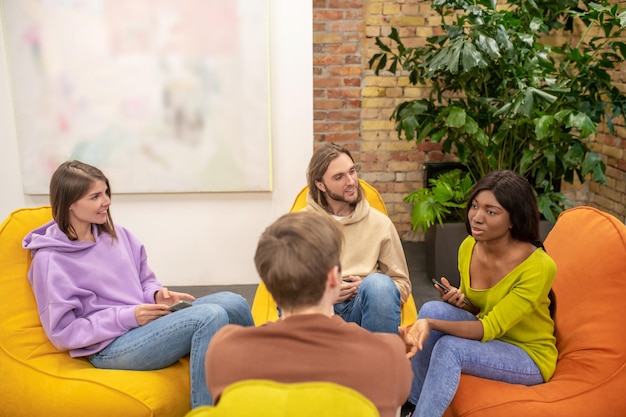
[254,211,343,310]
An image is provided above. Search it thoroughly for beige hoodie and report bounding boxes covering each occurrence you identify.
[303,195,411,304]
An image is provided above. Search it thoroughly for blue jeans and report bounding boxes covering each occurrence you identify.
[89,292,253,408]
[333,273,401,333]
[409,301,544,417]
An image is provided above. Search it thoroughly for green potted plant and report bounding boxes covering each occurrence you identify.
[405,168,473,233]
[369,0,626,233]
[408,167,474,286]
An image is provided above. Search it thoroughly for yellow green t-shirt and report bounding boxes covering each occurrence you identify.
[458,236,558,381]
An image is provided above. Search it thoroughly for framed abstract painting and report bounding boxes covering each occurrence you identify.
[1,0,271,193]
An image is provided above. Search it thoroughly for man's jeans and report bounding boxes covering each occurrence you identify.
[89,291,254,408]
[334,273,401,333]
[409,301,543,417]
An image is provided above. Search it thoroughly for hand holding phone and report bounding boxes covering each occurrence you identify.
[431,278,450,293]
[432,278,470,305]
[168,299,193,312]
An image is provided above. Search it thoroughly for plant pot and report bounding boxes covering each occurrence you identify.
[425,222,467,288]
[425,220,555,289]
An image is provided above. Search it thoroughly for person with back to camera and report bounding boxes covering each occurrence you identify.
[303,143,412,333]
[205,211,413,417]
[400,170,558,417]
[22,160,254,409]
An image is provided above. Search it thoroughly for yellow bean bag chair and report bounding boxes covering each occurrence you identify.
[0,206,190,417]
[445,206,626,416]
[251,179,418,327]
[185,379,379,417]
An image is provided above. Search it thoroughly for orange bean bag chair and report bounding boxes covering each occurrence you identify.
[0,206,191,417]
[445,206,626,416]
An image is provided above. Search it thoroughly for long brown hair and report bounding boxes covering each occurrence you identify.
[306,143,363,211]
[50,160,117,240]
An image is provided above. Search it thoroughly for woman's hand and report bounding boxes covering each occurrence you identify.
[436,278,480,316]
[399,319,430,359]
[154,287,196,306]
[437,277,471,309]
[135,304,170,326]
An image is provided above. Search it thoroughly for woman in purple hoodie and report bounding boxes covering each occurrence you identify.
[23,160,254,409]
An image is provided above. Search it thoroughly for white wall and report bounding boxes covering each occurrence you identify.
[0,1,313,287]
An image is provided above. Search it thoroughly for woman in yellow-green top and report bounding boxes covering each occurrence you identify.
[400,170,557,417]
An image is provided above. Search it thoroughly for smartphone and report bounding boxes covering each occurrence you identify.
[432,278,470,305]
[168,300,193,312]
[431,278,450,293]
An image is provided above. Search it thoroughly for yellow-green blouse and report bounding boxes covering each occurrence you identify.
[458,236,558,381]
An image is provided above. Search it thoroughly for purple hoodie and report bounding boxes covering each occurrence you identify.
[23,221,163,357]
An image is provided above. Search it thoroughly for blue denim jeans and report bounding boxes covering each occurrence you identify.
[409,301,544,417]
[333,273,401,333]
[89,291,253,408]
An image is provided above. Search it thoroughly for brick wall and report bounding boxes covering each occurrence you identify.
[313,0,626,240]
[313,0,363,150]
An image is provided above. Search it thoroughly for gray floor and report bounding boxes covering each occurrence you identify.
[170,241,437,312]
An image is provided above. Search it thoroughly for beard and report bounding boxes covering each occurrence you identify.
[324,182,361,205]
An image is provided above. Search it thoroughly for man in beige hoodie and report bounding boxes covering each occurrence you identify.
[302,143,411,333]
